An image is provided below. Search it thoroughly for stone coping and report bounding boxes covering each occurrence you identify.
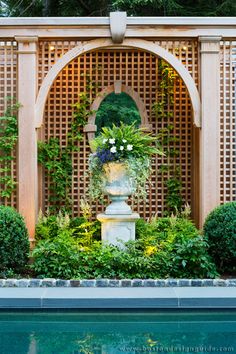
[1,287,236,309]
[0,278,235,288]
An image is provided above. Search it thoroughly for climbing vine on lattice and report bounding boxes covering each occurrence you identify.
[153,60,183,214]
[38,74,97,213]
[0,98,20,200]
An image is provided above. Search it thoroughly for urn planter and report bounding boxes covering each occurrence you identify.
[98,161,139,246]
[102,161,136,215]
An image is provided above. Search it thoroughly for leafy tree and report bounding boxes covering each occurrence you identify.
[95,92,141,135]
[0,0,113,16]
[0,0,235,16]
[113,0,236,16]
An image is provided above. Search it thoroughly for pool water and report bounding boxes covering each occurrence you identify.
[0,311,235,354]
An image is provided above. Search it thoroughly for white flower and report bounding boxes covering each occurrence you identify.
[103,138,108,144]
[122,139,127,143]
[110,146,117,153]
[127,144,133,151]
[109,138,115,144]
[119,146,124,151]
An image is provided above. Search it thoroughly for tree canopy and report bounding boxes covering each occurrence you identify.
[0,0,235,17]
[95,92,141,135]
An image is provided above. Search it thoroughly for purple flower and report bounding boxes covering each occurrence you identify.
[95,147,118,165]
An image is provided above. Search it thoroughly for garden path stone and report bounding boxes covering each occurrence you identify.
[166,279,178,287]
[179,279,191,286]
[56,280,70,287]
[132,279,143,287]
[42,279,56,287]
[80,280,96,287]
[16,279,30,287]
[70,280,81,287]
[213,279,226,286]
[121,279,132,287]
[96,279,109,287]
[226,279,236,287]
[155,280,166,287]
[108,280,120,287]
[29,279,42,287]
[5,279,16,287]
[143,279,155,287]
[202,279,214,286]
[191,279,202,287]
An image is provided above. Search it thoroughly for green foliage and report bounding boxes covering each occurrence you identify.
[112,0,236,16]
[88,122,163,200]
[0,206,30,276]
[95,92,141,135]
[135,216,218,278]
[154,60,183,215]
[38,91,92,213]
[93,122,162,159]
[2,0,235,17]
[35,210,71,240]
[0,98,20,199]
[165,169,182,212]
[38,138,73,212]
[203,202,236,273]
[32,211,217,279]
[36,202,101,244]
[32,232,81,279]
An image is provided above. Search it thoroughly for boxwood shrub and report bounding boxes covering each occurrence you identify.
[0,206,30,276]
[203,202,236,272]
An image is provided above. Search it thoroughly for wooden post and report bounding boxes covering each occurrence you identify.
[15,36,38,242]
[199,36,221,227]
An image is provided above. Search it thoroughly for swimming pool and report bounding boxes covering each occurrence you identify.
[0,311,235,353]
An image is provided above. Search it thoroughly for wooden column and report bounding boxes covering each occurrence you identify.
[199,36,221,227]
[15,36,38,242]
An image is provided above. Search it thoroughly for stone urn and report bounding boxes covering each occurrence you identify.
[102,161,136,215]
[98,161,140,246]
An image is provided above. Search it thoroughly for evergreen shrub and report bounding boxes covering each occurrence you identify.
[0,206,29,276]
[203,202,236,272]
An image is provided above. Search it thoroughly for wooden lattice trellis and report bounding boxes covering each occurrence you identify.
[0,40,17,208]
[220,41,236,203]
[39,41,198,219]
[0,19,236,232]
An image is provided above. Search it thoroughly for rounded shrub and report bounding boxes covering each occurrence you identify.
[0,206,30,275]
[203,202,236,272]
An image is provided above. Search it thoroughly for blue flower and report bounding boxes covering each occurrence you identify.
[95,147,118,165]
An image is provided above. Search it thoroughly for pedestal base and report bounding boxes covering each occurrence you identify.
[97,213,140,247]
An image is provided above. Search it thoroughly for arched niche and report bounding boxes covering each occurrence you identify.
[35,38,201,129]
[83,81,151,143]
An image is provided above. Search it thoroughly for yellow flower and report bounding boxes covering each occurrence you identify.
[144,245,157,256]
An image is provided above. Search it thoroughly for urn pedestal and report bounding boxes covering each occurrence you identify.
[97,162,140,247]
[97,213,140,247]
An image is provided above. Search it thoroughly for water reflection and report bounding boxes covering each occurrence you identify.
[0,311,235,354]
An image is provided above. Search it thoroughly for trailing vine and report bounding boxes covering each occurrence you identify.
[38,74,97,213]
[153,60,183,215]
[0,98,20,199]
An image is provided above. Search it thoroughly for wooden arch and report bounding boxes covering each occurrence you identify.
[35,38,201,128]
[84,81,151,142]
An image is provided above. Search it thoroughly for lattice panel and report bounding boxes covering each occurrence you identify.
[0,41,17,208]
[220,41,236,203]
[154,40,199,85]
[41,49,193,219]
[38,39,199,85]
[38,40,83,87]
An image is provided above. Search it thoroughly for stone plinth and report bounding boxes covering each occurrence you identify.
[97,213,140,247]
